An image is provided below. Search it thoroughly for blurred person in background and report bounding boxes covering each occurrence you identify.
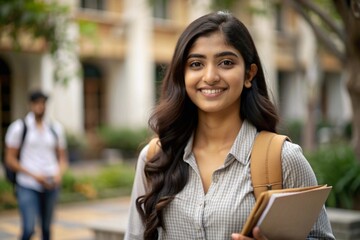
[5,90,68,240]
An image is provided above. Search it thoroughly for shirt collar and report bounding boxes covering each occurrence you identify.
[183,120,258,165]
[25,112,50,127]
[228,120,257,165]
[183,134,194,160]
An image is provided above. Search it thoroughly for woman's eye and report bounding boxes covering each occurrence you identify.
[221,60,233,66]
[189,61,202,68]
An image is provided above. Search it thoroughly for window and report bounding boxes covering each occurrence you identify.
[82,63,104,130]
[80,0,105,10]
[153,0,169,19]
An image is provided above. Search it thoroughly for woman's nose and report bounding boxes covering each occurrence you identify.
[203,65,220,85]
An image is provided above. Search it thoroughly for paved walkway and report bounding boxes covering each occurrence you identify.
[0,197,130,240]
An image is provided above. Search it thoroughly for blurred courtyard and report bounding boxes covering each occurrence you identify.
[0,159,131,240]
[0,196,130,240]
[0,0,359,239]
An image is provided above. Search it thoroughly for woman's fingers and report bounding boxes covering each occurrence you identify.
[253,227,268,240]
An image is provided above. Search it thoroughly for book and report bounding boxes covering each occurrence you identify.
[241,185,332,240]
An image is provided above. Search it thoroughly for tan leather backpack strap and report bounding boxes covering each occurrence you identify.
[146,138,161,161]
[251,131,290,200]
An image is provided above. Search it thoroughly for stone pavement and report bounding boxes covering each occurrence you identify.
[0,196,130,240]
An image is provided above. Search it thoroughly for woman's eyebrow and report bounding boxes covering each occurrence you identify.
[215,51,239,58]
[187,51,239,60]
[187,53,205,59]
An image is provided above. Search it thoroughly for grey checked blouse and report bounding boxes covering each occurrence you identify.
[125,120,335,239]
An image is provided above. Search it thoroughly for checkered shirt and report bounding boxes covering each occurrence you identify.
[125,120,335,240]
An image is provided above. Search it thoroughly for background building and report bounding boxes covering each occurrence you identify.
[0,0,352,158]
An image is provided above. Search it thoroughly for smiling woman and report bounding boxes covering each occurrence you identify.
[184,32,257,116]
[125,11,335,240]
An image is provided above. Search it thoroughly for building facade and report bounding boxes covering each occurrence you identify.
[0,0,352,156]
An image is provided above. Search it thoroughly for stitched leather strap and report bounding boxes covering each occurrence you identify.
[251,131,290,200]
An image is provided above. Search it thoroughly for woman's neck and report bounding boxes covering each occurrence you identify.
[194,111,242,151]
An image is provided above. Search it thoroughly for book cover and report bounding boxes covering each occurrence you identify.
[241,185,332,240]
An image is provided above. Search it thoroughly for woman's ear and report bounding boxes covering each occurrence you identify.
[244,64,258,88]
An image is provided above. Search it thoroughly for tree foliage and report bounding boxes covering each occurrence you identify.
[210,0,360,161]
[0,0,77,84]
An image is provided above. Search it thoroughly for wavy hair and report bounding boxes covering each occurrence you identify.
[136,11,279,239]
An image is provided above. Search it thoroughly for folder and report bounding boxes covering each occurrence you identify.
[241,185,332,240]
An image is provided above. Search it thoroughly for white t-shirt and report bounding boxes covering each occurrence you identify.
[5,112,66,192]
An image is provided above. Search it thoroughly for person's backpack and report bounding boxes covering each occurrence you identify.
[2,119,27,185]
[2,119,58,185]
[146,131,290,200]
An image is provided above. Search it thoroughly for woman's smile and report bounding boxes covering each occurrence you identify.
[199,88,227,97]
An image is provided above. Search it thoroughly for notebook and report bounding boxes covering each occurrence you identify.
[241,185,332,240]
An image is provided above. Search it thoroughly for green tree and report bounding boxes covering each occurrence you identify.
[0,0,76,84]
[212,0,360,161]
[291,0,360,161]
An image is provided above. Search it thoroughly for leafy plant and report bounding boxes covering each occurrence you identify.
[0,179,17,210]
[66,132,86,150]
[61,170,77,193]
[279,120,303,145]
[94,164,135,189]
[306,144,360,209]
[97,126,151,157]
[59,162,135,201]
[0,162,136,210]
[0,0,78,84]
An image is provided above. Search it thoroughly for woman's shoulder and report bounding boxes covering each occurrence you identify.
[281,140,318,187]
[135,138,161,173]
[281,140,309,167]
[146,137,161,161]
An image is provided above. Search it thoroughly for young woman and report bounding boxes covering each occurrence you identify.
[125,12,334,240]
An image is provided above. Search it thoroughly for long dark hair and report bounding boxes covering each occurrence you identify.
[136,11,279,239]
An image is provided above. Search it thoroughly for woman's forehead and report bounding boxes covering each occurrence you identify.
[188,32,241,57]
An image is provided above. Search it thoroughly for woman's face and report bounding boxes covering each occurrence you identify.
[184,31,252,116]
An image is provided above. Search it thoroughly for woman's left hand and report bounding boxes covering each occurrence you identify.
[231,227,268,240]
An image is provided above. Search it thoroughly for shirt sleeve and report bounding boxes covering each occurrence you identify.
[124,144,149,240]
[281,141,335,240]
[5,119,23,148]
[52,121,67,149]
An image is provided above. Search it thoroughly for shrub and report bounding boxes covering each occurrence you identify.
[61,170,77,193]
[278,120,303,145]
[97,126,151,157]
[60,162,135,201]
[0,179,17,210]
[94,164,135,189]
[0,162,136,210]
[306,144,360,209]
[65,132,87,162]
